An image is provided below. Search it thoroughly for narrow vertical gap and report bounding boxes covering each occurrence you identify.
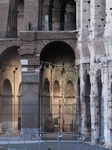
[60,5,66,30]
[85,74,91,134]
[49,0,53,30]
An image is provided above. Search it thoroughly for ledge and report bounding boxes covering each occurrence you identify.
[20,30,78,41]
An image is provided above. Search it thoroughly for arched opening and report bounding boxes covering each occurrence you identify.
[53,81,60,96]
[52,0,61,31]
[40,41,76,135]
[64,0,76,31]
[2,79,12,132]
[0,46,21,132]
[42,0,50,31]
[52,81,60,132]
[6,0,18,38]
[64,81,76,132]
[40,41,75,66]
[42,78,50,132]
[18,83,22,131]
[60,0,76,30]
[96,70,103,140]
[17,0,24,37]
[85,73,91,134]
[41,0,76,31]
[6,0,24,38]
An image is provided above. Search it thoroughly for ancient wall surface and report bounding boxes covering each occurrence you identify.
[0,0,9,38]
[0,0,112,148]
[24,0,39,31]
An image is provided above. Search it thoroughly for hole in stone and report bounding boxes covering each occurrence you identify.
[88,19,90,21]
[46,64,49,68]
[101,19,104,21]
[110,8,112,10]
[97,5,100,7]
[84,10,87,12]
[87,1,90,3]
[52,65,54,69]
[99,25,101,27]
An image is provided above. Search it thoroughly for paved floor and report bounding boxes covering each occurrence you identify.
[0,141,110,150]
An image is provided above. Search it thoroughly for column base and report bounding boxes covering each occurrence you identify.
[91,138,100,145]
[21,128,39,140]
[81,134,91,141]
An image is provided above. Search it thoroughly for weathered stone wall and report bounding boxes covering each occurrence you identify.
[0,0,9,38]
[24,0,39,31]
[0,0,112,148]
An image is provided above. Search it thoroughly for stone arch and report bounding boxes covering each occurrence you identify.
[0,41,21,56]
[0,45,21,132]
[39,40,76,60]
[65,80,75,96]
[2,79,12,132]
[53,80,60,96]
[0,46,21,67]
[40,40,76,134]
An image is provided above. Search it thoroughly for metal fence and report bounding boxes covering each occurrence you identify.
[0,132,110,150]
[0,102,108,150]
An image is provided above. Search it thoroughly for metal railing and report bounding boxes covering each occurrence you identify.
[0,131,109,150]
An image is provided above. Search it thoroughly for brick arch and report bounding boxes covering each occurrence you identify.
[0,40,21,55]
[38,39,77,58]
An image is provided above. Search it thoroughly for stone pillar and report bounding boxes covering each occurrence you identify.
[104,0,112,37]
[80,0,90,35]
[108,95,112,148]
[102,66,109,147]
[103,1,112,146]
[38,0,42,30]
[21,63,40,139]
[6,0,18,38]
[108,61,112,148]
[90,71,101,144]
[80,64,90,139]
[91,95,99,144]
